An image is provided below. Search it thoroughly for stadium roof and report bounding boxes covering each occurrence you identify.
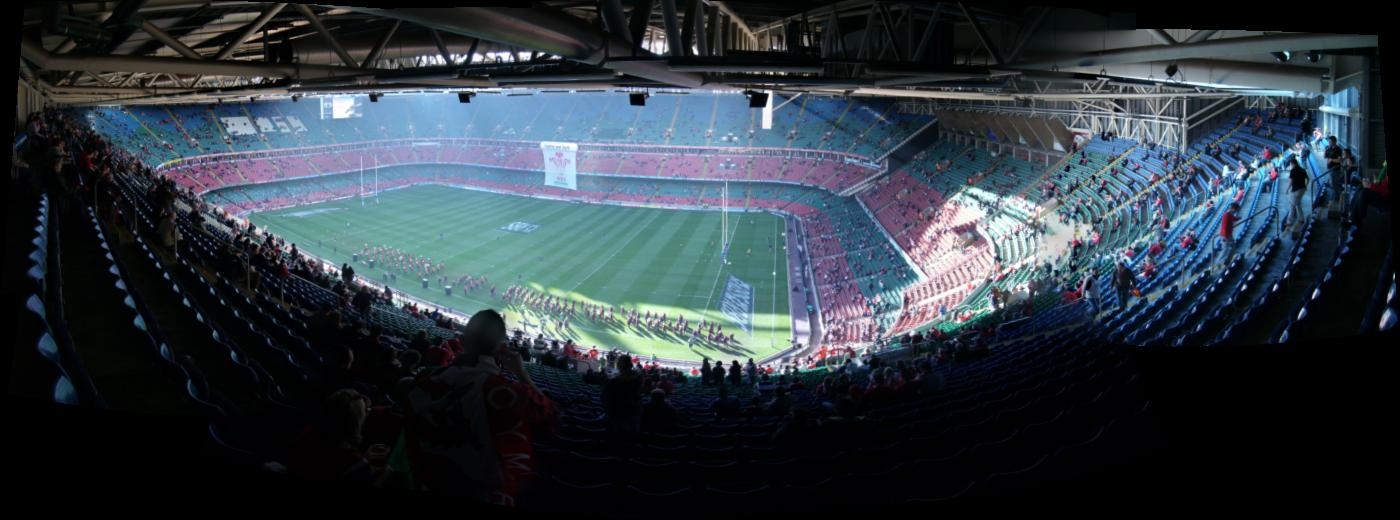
[17,1,1378,105]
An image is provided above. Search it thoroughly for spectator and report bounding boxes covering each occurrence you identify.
[1287,157,1309,238]
[1079,269,1101,314]
[755,373,777,396]
[408,330,431,353]
[157,209,182,253]
[601,355,643,433]
[1114,261,1138,312]
[863,367,897,410]
[1140,258,1157,279]
[1147,240,1164,258]
[403,310,557,506]
[1324,136,1344,203]
[763,386,792,416]
[396,350,422,378]
[711,386,742,417]
[1179,230,1197,251]
[1214,203,1242,274]
[352,286,374,316]
[640,389,679,432]
[288,389,374,484]
[424,340,455,367]
[915,361,944,395]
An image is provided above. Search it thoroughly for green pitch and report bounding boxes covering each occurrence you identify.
[250,184,792,363]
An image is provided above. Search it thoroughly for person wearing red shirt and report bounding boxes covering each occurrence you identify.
[1214,203,1241,273]
[1147,241,1164,258]
[1179,230,1196,250]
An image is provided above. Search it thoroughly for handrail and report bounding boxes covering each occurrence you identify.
[1238,205,1280,237]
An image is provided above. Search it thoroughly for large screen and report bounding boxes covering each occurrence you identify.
[319,96,365,119]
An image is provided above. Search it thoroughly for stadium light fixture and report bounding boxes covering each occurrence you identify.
[1306,50,1321,63]
[1272,51,1291,62]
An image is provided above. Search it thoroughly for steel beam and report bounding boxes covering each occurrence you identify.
[1010,33,1376,70]
[214,3,287,60]
[293,3,359,69]
[660,0,683,56]
[140,19,204,60]
[958,2,1004,65]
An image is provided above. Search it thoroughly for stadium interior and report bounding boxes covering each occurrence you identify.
[8,1,1393,511]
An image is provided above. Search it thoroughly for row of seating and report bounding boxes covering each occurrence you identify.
[91,93,931,165]
[21,193,96,405]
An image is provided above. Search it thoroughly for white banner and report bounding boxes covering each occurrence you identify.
[540,141,578,190]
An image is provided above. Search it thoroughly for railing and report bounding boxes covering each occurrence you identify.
[1238,205,1280,240]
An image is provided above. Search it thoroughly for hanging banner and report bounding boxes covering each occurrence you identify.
[540,141,578,190]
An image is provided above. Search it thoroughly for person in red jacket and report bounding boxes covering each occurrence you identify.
[1179,230,1197,250]
[403,310,557,506]
[1214,203,1241,274]
[1147,240,1165,258]
[1141,258,1157,279]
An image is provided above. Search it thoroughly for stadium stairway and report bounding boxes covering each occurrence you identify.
[1273,205,1392,344]
[1222,166,1387,346]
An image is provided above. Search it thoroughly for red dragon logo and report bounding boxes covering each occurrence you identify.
[549,150,571,171]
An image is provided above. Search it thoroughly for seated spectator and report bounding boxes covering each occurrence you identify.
[755,373,777,396]
[863,367,898,410]
[396,350,422,378]
[915,361,945,395]
[711,386,742,417]
[763,386,792,416]
[640,389,679,432]
[1180,230,1197,250]
[425,341,455,368]
[288,389,374,484]
[1147,240,1165,258]
[408,330,431,353]
[1141,258,1157,279]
